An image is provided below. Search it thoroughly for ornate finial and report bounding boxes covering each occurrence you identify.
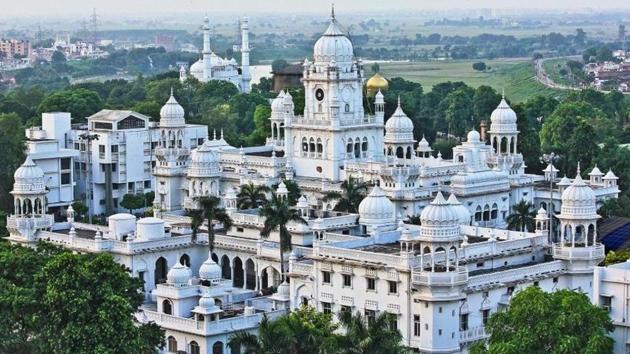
[397,95,401,107]
[221,129,224,139]
[501,88,505,99]
[213,129,216,140]
[576,161,581,176]
[170,86,174,97]
[331,4,335,20]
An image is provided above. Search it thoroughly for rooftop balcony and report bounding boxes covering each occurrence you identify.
[552,243,605,261]
[7,214,54,231]
[460,326,487,343]
[412,267,468,287]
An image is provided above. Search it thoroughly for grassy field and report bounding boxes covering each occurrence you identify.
[366,59,566,103]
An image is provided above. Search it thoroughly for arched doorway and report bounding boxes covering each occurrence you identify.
[261,266,281,289]
[162,299,172,315]
[233,257,244,288]
[221,255,231,279]
[245,259,256,290]
[154,257,167,285]
[212,341,224,354]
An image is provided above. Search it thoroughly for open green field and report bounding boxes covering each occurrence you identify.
[366,59,566,103]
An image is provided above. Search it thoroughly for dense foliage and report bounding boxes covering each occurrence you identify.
[471,286,614,354]
[0,242,164,353]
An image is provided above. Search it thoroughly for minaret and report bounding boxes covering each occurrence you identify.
[487,94,524,176]
[202,16,212,81]
[240,17,251,93]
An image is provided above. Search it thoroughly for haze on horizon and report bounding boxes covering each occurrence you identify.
[1,0,629,19]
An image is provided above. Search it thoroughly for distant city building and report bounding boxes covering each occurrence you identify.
[155,34,174,52]
[0,38,31,58]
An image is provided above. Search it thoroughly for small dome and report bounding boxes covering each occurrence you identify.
[560,173,597,217]
[277,181,288,195]
[190,59,204,76]
[536,207,548,219]
[466,130,481,143]
[313,16,354,65]
[297,195,308,209]
[557,175,572,186]
[385,99,414,143]
[271,91,286,112]
[603,170,618,180]
[167,261,192,286]
[489,98,518,133]
[358,186,396,225]
[13,156,46,194]
[366,73,389,96]
[199,253,222,283]
[447,194,471,225]
[276,281,290,298]
[421,192,460,225]
[159,91,185,127]
[198,291,216,309]
[588,165,603,176]
[417,136,432,152]
[188,140,221,177]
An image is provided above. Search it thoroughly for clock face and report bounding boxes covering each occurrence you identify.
[341,86,352,102]
[315,88,325,101]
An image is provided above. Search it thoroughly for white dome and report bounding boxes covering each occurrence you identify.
[421,192,460,225]
[489,98,518,133]
[447,194,471,225]
[536,207,548,218]
[417,136,432,152]
[276,281,290,298]
[198,291,216,309]
[466,130,481,143]
[358,186,395,225]
[12,156,46,194]
[190,59,204,76]
[297,195,308,209]
[199,253,222,283]
[557,175,572,186]
[277,181,288,195]
[188,140,221,177]
[560,173,597,217]
[159,91,185,127]
[167,261,192,287]
[603,170,618,180]
[588,165,603,176]
[385,99,415,143]
[313,16,354,65]
[271,91,286,113]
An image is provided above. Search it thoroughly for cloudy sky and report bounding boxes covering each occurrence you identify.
[1,0,629,18]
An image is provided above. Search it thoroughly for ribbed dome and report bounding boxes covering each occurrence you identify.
[313,15,354,65]
[560,173,597,217]
[417,136,432,152]
[198,291,217,309]
[167,261,192,287]
[159,91,186,127]
[271,91,286,113]
[13,156,46,194]
[276,281,290,298]
[199,252,222,283]
[358,186,395,225]
[489,98,518,133]
[421,192,460,225]
[447,194,471,225]
[467,130,481,143]
[384,99,414,142]
[188,140,220,177]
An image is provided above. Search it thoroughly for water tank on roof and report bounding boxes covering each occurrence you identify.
[108,213,136,240]
[136,217,165,240]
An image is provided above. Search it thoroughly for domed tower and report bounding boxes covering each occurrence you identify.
[413,192,467,353]
[416,136,432,159]
[154,90,191,212]
[268,91,287,146]
[384,97,416,163]
[184,139,221,209]
[357,186,396,234]
[283,6,384,181]
[7,156,54,241]
[487,96,524,176]
[553,165,604,287]
[366,72,389,97]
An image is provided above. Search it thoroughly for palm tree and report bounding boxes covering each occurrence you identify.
[237,183,270,210]
[322,177,368,213]
[272,179,302,205]
[336,310,405,354]
[228,314,292,354]
[258,193,306,281]
[407,215,422,225]
[507,199,536,232]
[187,208,204,243]
[195,196,233,253]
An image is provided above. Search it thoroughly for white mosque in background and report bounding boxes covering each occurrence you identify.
[180,17,252,93]
[6,8,629,354]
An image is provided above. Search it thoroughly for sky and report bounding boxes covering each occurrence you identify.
[1,0,629,18]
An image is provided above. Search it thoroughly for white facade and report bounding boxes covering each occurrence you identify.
[594,261,630,354]
[181,17,251,93]
[24,112,78,214]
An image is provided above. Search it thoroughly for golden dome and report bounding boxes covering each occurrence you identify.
[366,72,389,97]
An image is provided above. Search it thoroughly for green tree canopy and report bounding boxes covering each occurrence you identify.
[0,242,164,353]
[120,193,145,214]
[471,286,614,354]
[0,113,25,211]
[37,88,103,122]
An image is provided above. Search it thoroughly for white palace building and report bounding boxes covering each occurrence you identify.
[6,9,629,354]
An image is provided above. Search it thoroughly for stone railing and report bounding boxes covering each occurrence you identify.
[460,326,487,343]
[467,260,565,289]
[318,245,409,269]
[7,214,54,230]
[552,243,605,261]
[290,262,313,276]
[339,116,377,127]
[412,267,468,287]
[214,235,258,252]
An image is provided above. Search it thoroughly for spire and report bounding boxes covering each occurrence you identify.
[170,86,174,97]
[576,161,581,176]
[221,129,224,139]
[501,88,505,99]
[331,3,335,21]
[397,95,401,107]
[213,129,216,140]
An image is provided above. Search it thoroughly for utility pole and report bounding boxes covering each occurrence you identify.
[79,132,99,224]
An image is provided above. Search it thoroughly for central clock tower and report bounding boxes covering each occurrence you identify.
[283,11,384,182]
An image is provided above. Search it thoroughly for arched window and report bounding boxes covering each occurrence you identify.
[347,139,354,157]
[475,206,482,222]
[162,299,173,315]
[491,203,498,220]
[316,138,323,158]
[301,137,308,157]
[406,146,412,159]
[190,341,200,354]
[354,138,361,159]
[213,341,224,354]
[167,336,177,352]
[483,205,490,221]
[180,254,190,267]
[396,147,404,159]
[155,257,168,285]
[361,137,368,157]
[345,103,350,112]
[309,138,316,157]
